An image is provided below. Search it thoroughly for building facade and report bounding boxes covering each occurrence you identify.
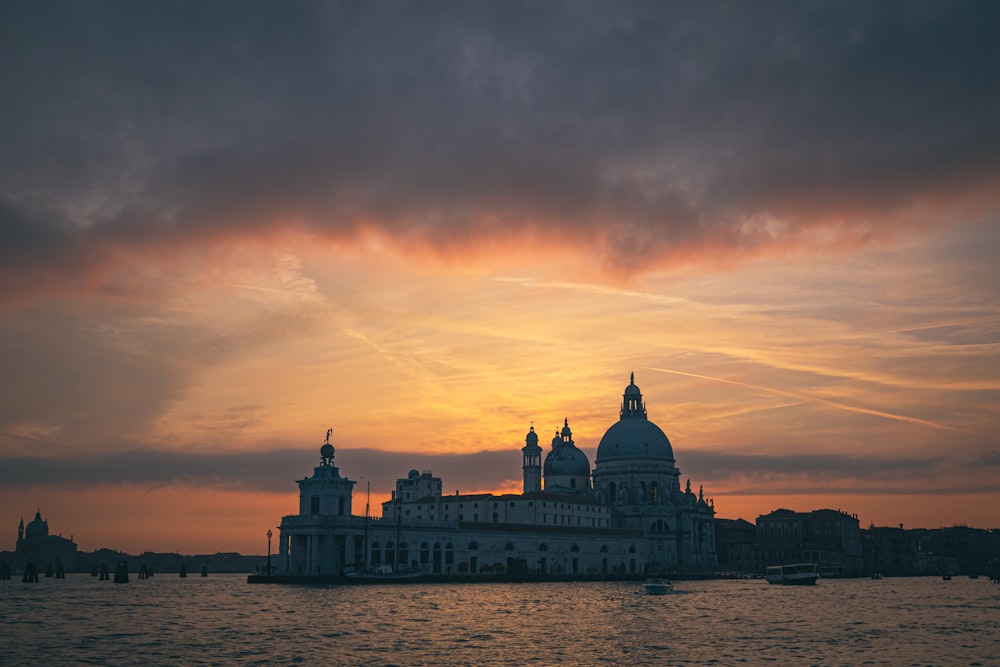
[276,375,717,577]
[754,508,863,576]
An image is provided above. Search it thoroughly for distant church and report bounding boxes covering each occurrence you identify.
[276,375,717,577]
[13,510,78,572]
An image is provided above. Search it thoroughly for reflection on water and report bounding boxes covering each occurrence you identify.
[2,575,998,666]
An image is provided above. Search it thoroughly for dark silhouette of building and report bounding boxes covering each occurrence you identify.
[754,508,863,576]
[14,510,77,572]
[714,517,756,574]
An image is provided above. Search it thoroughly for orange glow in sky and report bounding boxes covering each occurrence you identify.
[2,3,999,555]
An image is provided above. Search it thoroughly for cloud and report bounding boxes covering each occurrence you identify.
[0,447,519,495]
[2,2,1000,306]
[681,449,944,483]
[3,443,988,501]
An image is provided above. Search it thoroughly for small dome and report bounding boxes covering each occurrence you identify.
[408,469,420,479]
[525,425,538,446]
[320,443,335,460]
[624,371,641,395]
[544,444,591,477]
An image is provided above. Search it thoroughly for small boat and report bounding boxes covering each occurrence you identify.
[765,563,819,585]
[644,578,672,595]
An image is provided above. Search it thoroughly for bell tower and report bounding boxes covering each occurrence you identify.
[521,424,542,493]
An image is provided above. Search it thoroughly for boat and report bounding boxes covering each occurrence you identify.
[643,578,672,595]
[764,563,819,585]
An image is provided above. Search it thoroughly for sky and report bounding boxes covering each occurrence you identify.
[2,1,999,556]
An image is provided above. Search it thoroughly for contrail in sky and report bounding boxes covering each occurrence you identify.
[645,367,967,434]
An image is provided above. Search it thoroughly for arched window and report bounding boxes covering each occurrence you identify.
[504,542,515,551]
[628,545,636,554]
[370,541,382,566]
[399,541,409,565]
[570,544,580,552]
[650,482,659,503]
[600,544,609,553]
[468,541,479,550]
[649,519,669,534]
[609,482,617,503]
[640,481,646,501]
[420,542,429,564]
[445,543,454,565]
[539,543,548,552]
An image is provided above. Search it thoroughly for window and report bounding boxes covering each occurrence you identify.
[310,496,320,515]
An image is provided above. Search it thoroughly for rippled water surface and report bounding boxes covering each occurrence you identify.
[2,575,997,666]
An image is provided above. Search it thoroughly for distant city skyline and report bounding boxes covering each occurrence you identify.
[2,3,998,555]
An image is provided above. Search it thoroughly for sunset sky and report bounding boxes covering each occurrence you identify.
[2,2,998,556]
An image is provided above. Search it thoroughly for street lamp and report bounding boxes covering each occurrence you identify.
[266,529,273,576]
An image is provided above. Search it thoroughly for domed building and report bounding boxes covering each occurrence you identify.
[593,374,716,571]
[273,374,716,579]
[542,419,591,493]
[14,510,78,572]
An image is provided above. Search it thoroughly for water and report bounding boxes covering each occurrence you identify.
[1,575,997,666]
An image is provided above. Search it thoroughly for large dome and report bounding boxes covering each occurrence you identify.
[595,375,675,463]
[24,511,48,539]
[596,418,674,463]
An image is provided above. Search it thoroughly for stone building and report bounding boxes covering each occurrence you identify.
[754,508,863,576]
[275,375,717,577]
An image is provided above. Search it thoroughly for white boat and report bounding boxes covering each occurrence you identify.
[764,563,819,585]
[644,578,672,595]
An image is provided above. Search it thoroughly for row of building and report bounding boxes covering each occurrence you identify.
[274,374,999,579]
[717,512,1000,577]
[6,375,998,579]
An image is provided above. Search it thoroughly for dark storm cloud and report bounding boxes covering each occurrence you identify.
[3,1,1000,300]
[0,447,518,494]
